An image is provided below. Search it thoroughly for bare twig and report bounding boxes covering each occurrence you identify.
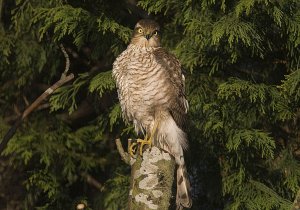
[35,103,50,111]
[23,95,30,106]
[0,44,74,154]
[21,74,74,119]
[13,104,21,116]
[59,44,70,79]
[0,74,74,153]
[3,115,19,124]
[4,103,50,123]
[81,172,103,191]
[115,138,130,165]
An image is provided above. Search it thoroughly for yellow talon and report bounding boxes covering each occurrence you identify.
[129,142,138,157]
[128,122,159,157]
[137,134,152,155]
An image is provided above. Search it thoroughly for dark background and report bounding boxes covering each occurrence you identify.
[0,0,300,209]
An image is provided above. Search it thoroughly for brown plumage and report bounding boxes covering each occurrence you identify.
[112,19,192,209]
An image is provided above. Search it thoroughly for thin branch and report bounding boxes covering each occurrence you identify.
[81,172,103,191]
[23,95,30,106]
[115,138,130,165]
[13,104,21,116]
[59,44,70,79]
[0,45,74,154]
[35,103,50,111]
[3,115,19,124]
[21,73,74,119]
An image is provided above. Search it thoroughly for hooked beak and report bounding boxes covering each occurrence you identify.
[144,34,151,40]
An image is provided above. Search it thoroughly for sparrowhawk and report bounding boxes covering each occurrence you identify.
[112,19,192,209]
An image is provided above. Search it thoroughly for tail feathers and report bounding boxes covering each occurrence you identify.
[153,112,192,208]
[155,112,188,165]
[176,165,192,209]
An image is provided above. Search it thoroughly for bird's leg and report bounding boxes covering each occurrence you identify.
[128,122,159,157]
[129,142,137,157]
[129,136,147,157]
[137,122,159,155]
[136,134,149,156]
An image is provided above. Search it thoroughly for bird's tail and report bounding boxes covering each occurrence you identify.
[176,165,192,209]
[154,111,192,209]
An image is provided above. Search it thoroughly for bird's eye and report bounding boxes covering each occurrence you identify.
[154,31,158,35]
[138,28,143,33]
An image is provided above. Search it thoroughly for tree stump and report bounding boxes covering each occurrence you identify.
[128,147,176,210]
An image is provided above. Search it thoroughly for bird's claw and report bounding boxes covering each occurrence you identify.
[128,135,152,157]
[137,136,152,156]
[128,122,158,157]
[129,142,138,157]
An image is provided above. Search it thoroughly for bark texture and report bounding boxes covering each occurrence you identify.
[128,146,176,210]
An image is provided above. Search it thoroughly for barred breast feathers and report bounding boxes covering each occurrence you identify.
[112,44,189,131]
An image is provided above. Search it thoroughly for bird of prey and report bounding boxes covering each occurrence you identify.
[112,19,192,209]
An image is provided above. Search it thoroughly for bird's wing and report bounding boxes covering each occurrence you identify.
[112,49,131,123]
[153,48,189,130]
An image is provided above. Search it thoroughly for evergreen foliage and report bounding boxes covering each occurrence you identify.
[0,0,300,209]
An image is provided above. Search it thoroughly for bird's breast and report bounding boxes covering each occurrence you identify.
[113,47,173,128]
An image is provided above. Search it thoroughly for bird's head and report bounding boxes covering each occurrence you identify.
[131,19,161,48]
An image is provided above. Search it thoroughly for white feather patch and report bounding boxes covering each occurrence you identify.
[156,112,188,165]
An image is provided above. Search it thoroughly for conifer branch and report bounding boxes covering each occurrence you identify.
[0,45,74,154]
[292,189,300,210]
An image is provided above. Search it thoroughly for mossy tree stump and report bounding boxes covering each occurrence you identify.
[128,146,176,210]
[116,139,176,209]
